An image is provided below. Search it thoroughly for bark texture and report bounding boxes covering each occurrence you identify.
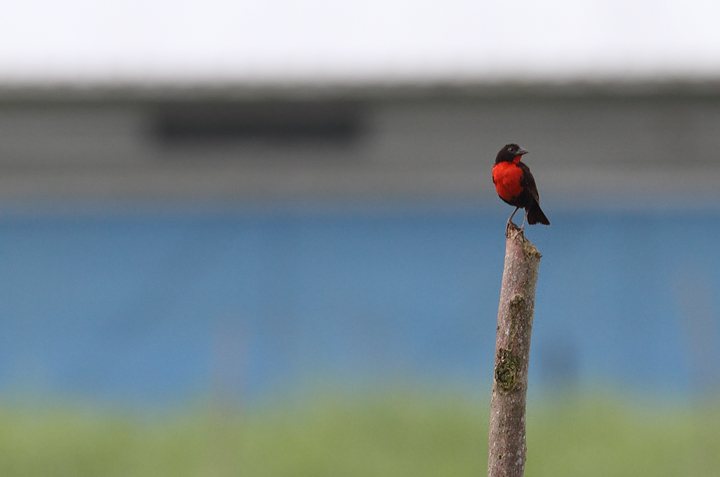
[487,223,542,477]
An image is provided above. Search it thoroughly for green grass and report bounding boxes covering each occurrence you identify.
[0,390,717,476]
[526,394,720,477]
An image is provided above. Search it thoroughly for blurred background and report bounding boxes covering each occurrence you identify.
[0,0,720,475]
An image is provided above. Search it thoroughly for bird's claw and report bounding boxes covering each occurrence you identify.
[505,219,524,238]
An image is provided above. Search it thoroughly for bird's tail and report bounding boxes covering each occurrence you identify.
[527,202,550,225]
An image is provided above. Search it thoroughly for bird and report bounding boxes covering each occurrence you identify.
[492,144,550,231]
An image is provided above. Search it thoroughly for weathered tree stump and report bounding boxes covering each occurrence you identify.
[488,222,542,477]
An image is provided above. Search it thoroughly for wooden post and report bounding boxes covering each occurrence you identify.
[487,222,542,477]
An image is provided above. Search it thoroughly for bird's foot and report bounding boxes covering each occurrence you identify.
[505,219,523,238]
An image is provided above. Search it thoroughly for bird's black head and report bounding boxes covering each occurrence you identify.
[495,144,529,164]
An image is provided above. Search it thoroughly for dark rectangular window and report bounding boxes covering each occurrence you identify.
[152,101,364,146]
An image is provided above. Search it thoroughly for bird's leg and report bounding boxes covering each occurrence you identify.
[507,207,519,226]
[506,207,520,235]
[520,209,528,232]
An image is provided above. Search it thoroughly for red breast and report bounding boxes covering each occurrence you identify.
[492,158,524,201]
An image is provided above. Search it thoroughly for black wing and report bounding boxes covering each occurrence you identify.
[518,162,540,204]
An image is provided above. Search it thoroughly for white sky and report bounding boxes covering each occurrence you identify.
[1,0,719,85]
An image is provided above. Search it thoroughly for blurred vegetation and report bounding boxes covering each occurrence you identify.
[0,390,717,477]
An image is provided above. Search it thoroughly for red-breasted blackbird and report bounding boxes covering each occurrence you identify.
[492,144,550,230]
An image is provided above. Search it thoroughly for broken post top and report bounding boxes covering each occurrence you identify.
[505,222,542,260]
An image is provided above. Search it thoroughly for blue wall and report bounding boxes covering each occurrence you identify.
[0,206,717,403]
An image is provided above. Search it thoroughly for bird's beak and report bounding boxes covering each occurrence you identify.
[517,147,529,155]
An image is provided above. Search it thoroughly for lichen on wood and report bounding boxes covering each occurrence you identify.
[494,348,521,393]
